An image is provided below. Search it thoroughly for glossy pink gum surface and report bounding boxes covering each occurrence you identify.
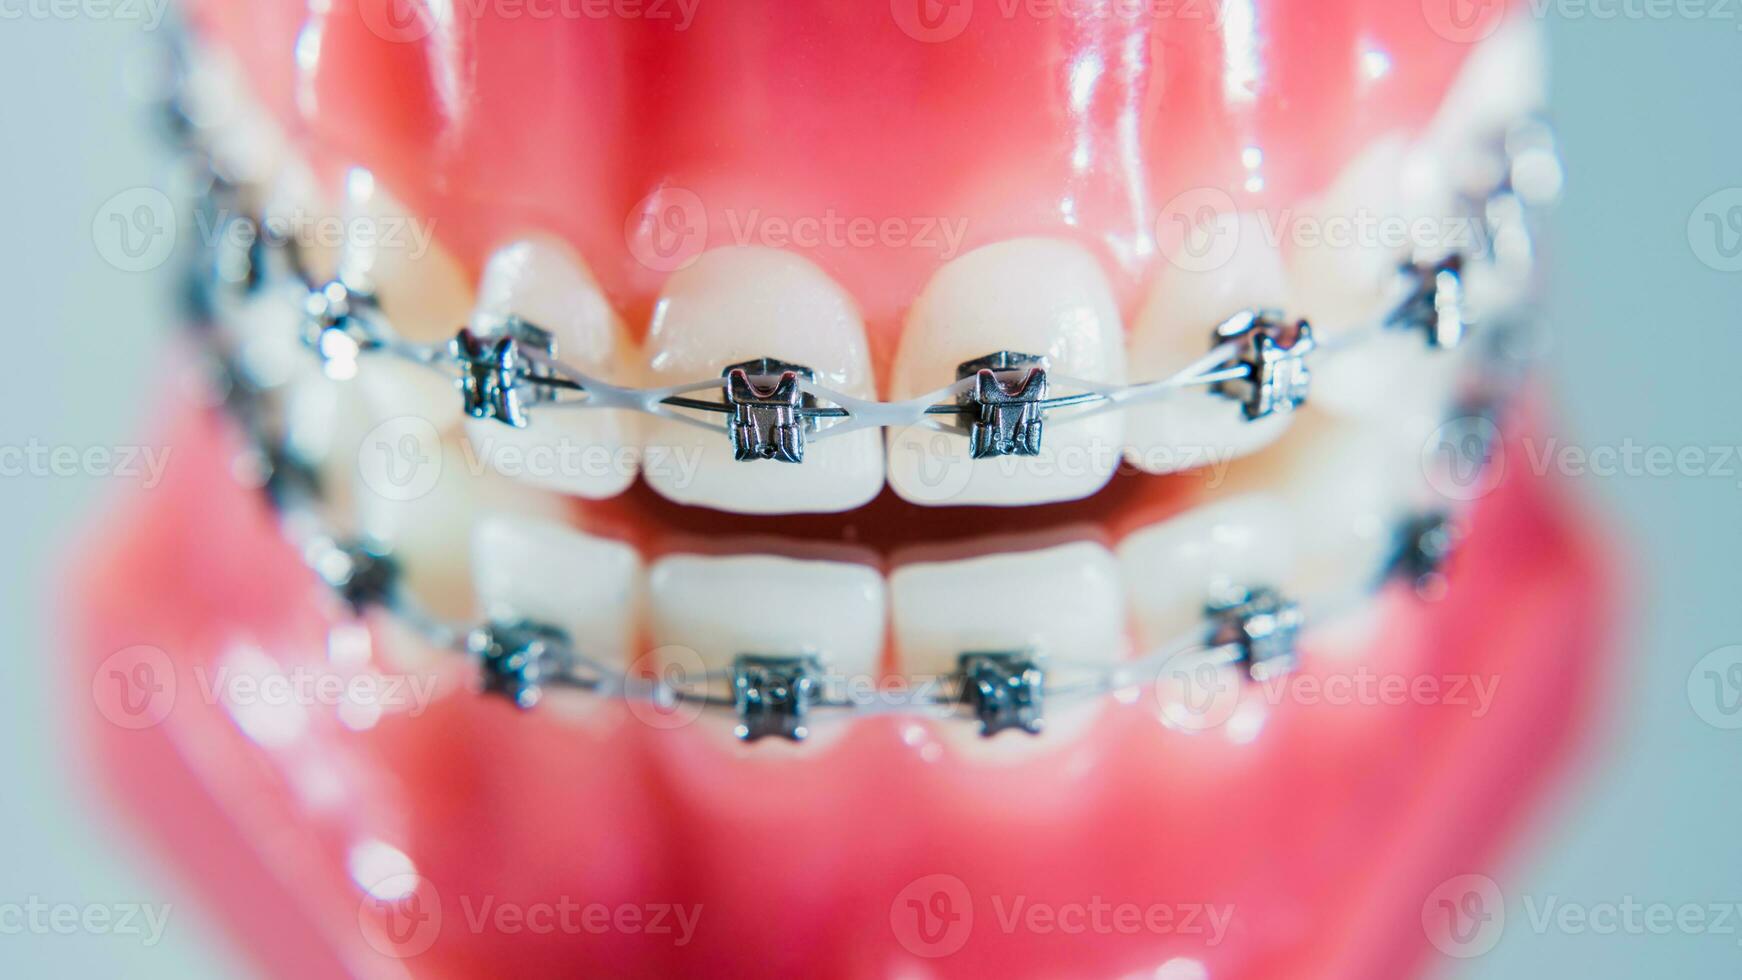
[182,0,1513,358]
[67,385,1614,979]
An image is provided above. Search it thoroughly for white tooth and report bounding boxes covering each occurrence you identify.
[263,159,341,284]
[227,281,311,390]
[1124,213,1293,475]
[641,247,884,515]
[279,362,374,531]
[339,169,473,432]
[1425,18,1547,192]
[338,168,472,343]
[886,238,1126,506]
[890,542,1125,757]
[1117,495,1295,650]
[354,430,567,622]
[473,514,642,715]
[461,237,640,500]
[1282,136,1472,423]
[1220,414,1422,606]
[1313,328,1468,421]
[1286,138,1413,334]
[648,554,886,743]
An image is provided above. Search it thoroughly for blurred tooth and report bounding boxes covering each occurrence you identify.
[1117,495,1295,649]
[462,237,640,499]
[891,542,1126,758]
[338,168,471,342]
[1425,18,1547,192]
[354,430,566,623]
[1220,415,1422,605]
[1124,213,1292,475]
[641,247,884,514]
[1286,138,1412,334]
[264,158,341,284]
[648,554,886,744]
[473,515,642,715]
[340,169,472,431]
[886,239,1126,506]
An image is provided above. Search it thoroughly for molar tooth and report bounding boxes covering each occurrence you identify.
[1117,495,1295,650]
[462,236,640,500]
[1123,214,1293,475]
[640,247,884,515]
[473,514,642,716]
[647,554,886,745]
[890,542,1126,759]
[886,238,1126,506]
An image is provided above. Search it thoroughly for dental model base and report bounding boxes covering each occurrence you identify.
[163,53,1550,743]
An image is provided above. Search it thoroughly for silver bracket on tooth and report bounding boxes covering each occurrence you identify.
[732,653,822,742]
[1390,512,1462,598]
[468,618,573,710]
[1210,311,1315,421]
[956,351,1048,459]
[723,358,816,464]
[958,651,1045,737]
[301,279,383,380]
[1207,587,1303,682]
[1390,256,1466,350]
[311,537,399,614]
[451,318,558,429]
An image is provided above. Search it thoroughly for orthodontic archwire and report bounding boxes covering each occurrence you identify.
[157,39,1553,742]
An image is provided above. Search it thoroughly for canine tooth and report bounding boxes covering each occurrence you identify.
[890,542,1126,757]
[1124,214,1293,475]
[641,247,884,515]
[648,554,886,743]
[338,169,471,343]
[473,515,642,706]
[337,171,474,431]
[462,237,640,499]
[1117,495,1295,649]
[886,239,1126,506]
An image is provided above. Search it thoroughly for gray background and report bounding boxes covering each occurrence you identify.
[0,8,1737,979]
